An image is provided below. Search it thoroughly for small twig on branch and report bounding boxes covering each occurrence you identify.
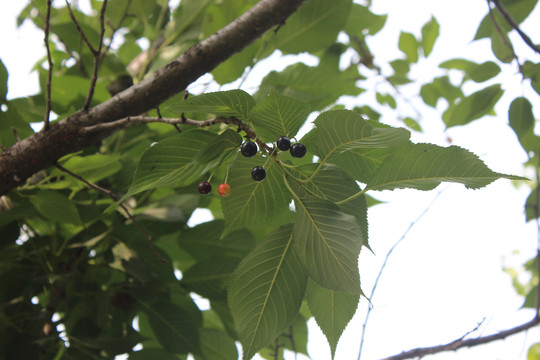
[84,0,108,111]
[80,115,275,153]
[54,162,167,263]
[43,0,53,132]
[64,0,98,55]
[489,0,540,55]
[381,315,540,360]
[486,0,519,65]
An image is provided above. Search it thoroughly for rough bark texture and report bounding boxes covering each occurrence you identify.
[0,0,306,196]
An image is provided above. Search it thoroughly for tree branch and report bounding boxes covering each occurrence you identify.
[381,315,540,360]
[0,0,307,196]
[489,0,540,55]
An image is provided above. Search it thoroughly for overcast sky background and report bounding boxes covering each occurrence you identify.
[1,1,540,360]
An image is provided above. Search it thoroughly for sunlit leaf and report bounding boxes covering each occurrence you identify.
[443,84,503,127]
[292,194,362,293]
[170,90,256,121]
[509,97,534,138]
[421,16,439,57]
[306,279,360,357]
[398,31,419,63]
[250,89,311,142]
[228,224,307,360]
[366,143,526,191]
[124,130,216,198]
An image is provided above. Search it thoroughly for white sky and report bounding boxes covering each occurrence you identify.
[1,1,540,360]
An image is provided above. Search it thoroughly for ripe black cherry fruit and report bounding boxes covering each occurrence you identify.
[197,181,212,194]
[251,166,266,181]
[290,143,307,158]
[276,136,291,151]
[218,183,231,197]
[241,141,258,157]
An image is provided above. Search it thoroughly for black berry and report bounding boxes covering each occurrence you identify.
[276,136,291,151]
[241,141,258,157]
[251,166,266,181]
[197,181,212,194]
[290,143,307,158]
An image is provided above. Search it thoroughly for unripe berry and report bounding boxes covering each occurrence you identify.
[218,183,231,197]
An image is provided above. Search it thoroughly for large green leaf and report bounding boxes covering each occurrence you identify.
[194,129,242,164]
[421,16,439,57]
[0,59,7,102]
[221,155,291,235]
[30,191,82,225]
[306,279,360,357]
[228,224,307,360]
[296,164,369,249]
[443,84,503,127]
[345,3,387,36]
[315,110,411,159]
[170,90,256,121]
[180,256,239,300]
[270,0,352,54]
[249,89,310,142]
[366,143,525,191]
[509,97,534,137]
[141,301,200,354]
[474,0,538,40]
[291,194,362,293]
[197,328,239,360]
[124,130,216,198]
[398,31,419,63]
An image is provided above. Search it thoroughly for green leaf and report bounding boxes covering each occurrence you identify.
[522,60,540,95]
[291,194,362,293]
[180,256,239,300]
[194,129,242,164]
[314,110,411,160]
[420,76,463,108]
[49,75,109,114]
[297,164,369,249]
[197,328,239,360]
[228,224,307,360]
[421,16,439,57]
[270,0,352,54]
[443,84,503,127]
[124,130,217,198]
[403,117,422,132]
[0,58,7,102]
[509,97,534,138]
[250,90,311,142]
[440,59,501,83]
[345,4,387,36]
[30,191,82,225]
[56,154,122,184]
[366,143,525,191]
[256,60,363,112]
[528,343,540,360]
[306,279,360,357]
[475,0,538,40]
[170,90,256,121]
[141,301,200,354]
[398,31,419,63]
[129,349,183,360]
[221,155,291,235]
[490,33,515,64]
[180,220,256,261]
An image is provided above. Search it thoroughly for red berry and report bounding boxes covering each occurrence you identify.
[218,183,231,197]
[198,181,212,194]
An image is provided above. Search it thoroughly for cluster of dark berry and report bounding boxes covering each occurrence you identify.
[197,136,307,196]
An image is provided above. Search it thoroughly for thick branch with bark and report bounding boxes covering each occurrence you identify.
[0,0,306,196]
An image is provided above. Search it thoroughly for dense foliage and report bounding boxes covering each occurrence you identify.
[0,0,538,359]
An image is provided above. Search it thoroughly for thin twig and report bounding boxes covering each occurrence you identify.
[486,0,520,65]
[381,315,540,360]
[357,191,443,360]
[83,0,108,111]
[43,0,53,131]
[489,0,540,55]
[64,0,98,55]
[54,162,167,263]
